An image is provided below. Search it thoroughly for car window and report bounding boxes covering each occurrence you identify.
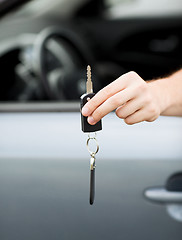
[105,0,182,19]
[1,0,182,108]
[2,0,86,20]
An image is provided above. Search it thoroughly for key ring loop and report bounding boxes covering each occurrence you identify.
[88,132,97,139]
[86,136,99,156]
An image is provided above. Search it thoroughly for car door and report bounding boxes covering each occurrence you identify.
[0,109,182,240]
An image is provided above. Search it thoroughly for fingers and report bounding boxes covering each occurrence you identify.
[115,96,145,119]
[87,86,138,124]
[81,71,160,125]
[123,107,157,125]
[82,71,138,117]
[122,103,159,125]
[124,109,146,125]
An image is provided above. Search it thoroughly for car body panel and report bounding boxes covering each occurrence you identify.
[0,112,182,239]
[0,112,181,160]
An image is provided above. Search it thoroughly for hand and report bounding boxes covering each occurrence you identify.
[82,71,161,125]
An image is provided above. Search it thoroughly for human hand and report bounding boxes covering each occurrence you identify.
[82,71,162,125]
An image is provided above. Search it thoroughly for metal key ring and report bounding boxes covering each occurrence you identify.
[88,132,97,139]
[86,137,99,156]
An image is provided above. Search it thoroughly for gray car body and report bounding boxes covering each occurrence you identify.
[0,110,182,239]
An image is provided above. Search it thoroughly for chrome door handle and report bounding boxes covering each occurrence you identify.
[144,187,182,203]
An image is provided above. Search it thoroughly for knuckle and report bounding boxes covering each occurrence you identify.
[116,109,124,119]
[145,94,152,104]
[147,105,160,121]
[124,117,134,125]
[126,71,147,91]
[149,105,157,115]
[127,71,138,79]
[116,107,128,119]
[125,71,138,84]
[147,117,156,122]
[136,82,147,93]
[147,114,158,122]
[126,71,142,84]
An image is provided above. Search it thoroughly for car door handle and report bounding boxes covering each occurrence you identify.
[144,187,182,204]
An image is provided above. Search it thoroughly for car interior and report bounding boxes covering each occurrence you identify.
[0,0,182,104]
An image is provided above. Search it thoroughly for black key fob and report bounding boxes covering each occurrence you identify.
[90,167,95,205]
[80,93,102,133]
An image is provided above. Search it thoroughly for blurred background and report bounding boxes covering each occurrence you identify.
[0,0,182,102]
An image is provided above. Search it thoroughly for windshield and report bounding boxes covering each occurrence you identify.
[105,0,182,18]
[1,0,87,20]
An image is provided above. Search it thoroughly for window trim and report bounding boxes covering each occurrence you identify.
[0,102,79,112]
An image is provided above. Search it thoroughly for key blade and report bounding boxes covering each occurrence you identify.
[86,65,93,93]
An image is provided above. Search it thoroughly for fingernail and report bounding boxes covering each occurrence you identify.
[88,116,96,125]
[82,107,90,116]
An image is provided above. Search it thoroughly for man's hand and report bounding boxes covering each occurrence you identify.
[82,71,162,125]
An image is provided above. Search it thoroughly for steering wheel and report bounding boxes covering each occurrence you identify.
[33,26,97,100]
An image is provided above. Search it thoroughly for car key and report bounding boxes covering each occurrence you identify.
[80,65,102,133]
[81,66,101,205]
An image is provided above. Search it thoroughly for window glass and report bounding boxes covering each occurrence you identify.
[105,0,182,18]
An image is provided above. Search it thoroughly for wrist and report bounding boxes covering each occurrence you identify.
[147,78,172,115]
